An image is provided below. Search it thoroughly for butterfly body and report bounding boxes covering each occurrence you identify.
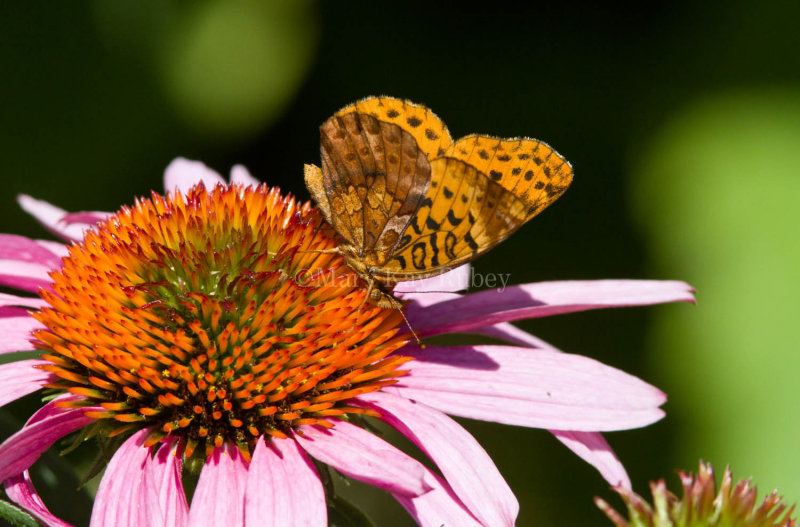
[305,96,572,306]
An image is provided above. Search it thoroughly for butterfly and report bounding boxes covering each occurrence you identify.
[304,96,572,309]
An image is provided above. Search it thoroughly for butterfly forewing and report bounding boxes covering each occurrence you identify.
[317,109,432,265]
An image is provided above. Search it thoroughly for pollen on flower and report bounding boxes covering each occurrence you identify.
[32,183,411,461]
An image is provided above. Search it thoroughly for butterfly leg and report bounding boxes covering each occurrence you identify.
[306,217,331,247]
[359,279,375,309]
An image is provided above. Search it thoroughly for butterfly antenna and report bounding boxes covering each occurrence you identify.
[297,219,340,255]
[307,217,327,246]
[296,247,341,255]
[389,295,425,349]
[395,290,465,294]
[362,279,425,348]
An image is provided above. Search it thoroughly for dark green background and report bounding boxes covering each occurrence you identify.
[2,1,799,525]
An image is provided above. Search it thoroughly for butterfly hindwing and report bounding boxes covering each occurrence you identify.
[378,156,529,279]
[338,96,453,159]
[445,135,573,219]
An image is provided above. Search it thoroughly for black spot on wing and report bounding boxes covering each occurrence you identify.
[411,243,427,270]
[444,232,457,260]
[397,233,412,250]
[447,210,463,227]
[464,231,479,254]
[429,233,440,267]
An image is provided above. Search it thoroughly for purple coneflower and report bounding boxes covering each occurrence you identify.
[0,159,694,526]
[596,461,797,526]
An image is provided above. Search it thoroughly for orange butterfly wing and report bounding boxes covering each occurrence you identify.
[375,156,531,280]
[306,96,573,286]
[336,96,453,158]
[444,135,573,219]
[306,97,452,269]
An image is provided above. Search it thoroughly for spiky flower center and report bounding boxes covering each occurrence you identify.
[34,184,409,460]
[596,462,797,527]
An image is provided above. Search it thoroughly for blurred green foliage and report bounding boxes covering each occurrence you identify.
[633,89,800,500]
[94,0,318,139]
[2,1,799,525]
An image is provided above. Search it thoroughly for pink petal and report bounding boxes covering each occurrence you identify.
[406,280,695,337]
[230,165,260,187]
[0,308,44,354]
[16,195,90,242]
[148,440,188,527]
[393,470,483,527]
[0,400,97,482]
[0,292,48,309]
[0,260,53,291]
[0,234,64,267]
[389,345,666,431]
[551,430,631,489]
[466,321,561,350]
[164,158,225,195]
[91,429,163,527]
[429,323,634,487]
[295,421,430,496]
[4,471,72,527]
[0,310,44,354]
[395,265,471,294]
[35,240,69,259]
[0,360,54,406]
[244,437,326,526]
[187,444,247,527]
[59,211,111,226]
[357,391,518,526]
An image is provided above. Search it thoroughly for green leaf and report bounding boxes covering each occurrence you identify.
[0,499,41,527]
[327,495,376,527]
